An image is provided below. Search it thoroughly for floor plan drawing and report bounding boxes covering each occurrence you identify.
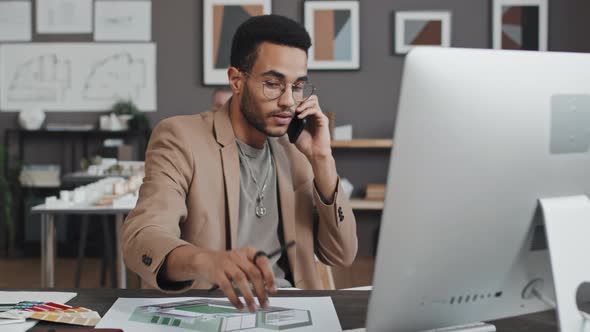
[0,43,156,112]
[7,54,71,102]
[129,299,313,331]
[83,52,146,101]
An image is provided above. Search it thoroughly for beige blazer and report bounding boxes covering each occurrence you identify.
[121,104,358,292]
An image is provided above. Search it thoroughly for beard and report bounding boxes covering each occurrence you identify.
[240,83,287,138]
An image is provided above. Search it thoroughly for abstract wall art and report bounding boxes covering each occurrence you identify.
[492,0,548,51]
[304,1,360,70]
[394,11,451,55]
[203,0,271,85]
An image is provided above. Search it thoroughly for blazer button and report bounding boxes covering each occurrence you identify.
[339,214,344,222]
[338,207,343,214]
[142,254,152,266]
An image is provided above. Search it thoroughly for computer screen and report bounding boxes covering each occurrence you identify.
[367,47,590,331]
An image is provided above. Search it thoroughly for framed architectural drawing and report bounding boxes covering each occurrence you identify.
[0,43,157,112]
[492,0,548,51]
[394,11,452,55]
[94,1,152,41]
[0,1,32,41]
[36,0,93,34]
[304,1,360,70]
[203,0,271,85]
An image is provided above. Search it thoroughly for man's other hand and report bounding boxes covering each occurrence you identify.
[201,246,277,311]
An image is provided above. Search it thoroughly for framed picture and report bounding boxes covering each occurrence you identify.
[492,0,548,51]
[36,0,93,34]
[203,0,271,85]
[94,1,152,41]
[304,1,360,70]
[394,11,452,55]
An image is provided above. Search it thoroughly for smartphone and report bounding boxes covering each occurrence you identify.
[287,115,307,143]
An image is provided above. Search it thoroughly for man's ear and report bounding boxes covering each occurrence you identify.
[227,67,243,95]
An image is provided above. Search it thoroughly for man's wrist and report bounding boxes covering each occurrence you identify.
[310,155,338,201]
[188,248,210,279]
[314,179,336,205]
[304,145,332,161]
[309,152,335,168]
[168,245,210,283]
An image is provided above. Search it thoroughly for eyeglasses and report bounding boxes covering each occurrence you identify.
[242,72,316,103]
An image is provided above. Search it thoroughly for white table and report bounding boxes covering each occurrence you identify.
[31,204,133,289]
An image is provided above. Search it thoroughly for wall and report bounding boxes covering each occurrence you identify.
[1,0,589,143]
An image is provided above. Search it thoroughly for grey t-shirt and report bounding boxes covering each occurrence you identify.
[235,139,292,288]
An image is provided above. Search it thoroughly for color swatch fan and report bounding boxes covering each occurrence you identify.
[0,301,101,326]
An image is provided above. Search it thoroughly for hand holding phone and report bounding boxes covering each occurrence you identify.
[287,114,307,144]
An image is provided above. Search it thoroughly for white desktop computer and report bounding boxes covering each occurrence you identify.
[367,47,590,332]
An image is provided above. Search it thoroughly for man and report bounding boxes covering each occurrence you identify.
[122,14,357,312]
[211,87,233,111]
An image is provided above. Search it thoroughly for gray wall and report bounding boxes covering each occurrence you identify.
[2,0,590,143]
[1,0,589,255]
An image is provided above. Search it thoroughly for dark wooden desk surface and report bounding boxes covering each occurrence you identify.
[20,288,563,331]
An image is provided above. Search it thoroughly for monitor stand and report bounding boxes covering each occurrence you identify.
[421,322,495,332]
[540,195,590,332]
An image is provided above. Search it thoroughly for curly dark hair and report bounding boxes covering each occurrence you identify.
[230,14,312,73]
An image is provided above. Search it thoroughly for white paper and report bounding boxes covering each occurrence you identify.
[0,319,26,325]
[0,43,157,112]
[334,125,353,140]
[0,1,32,41]
[36,0,92,33]
[94,1,151,41]
[0,291,77,332]
[341,286,372,291]
[96,296,342,332]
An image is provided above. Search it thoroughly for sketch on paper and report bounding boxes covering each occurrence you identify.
[83,53,146,101]
[105,16,134,26]
[8,54,72,102]
[94,1,151,41]
[0,1,32,41]
[0,43,156,112]
[36,0,93,34]
[129,299,313,331]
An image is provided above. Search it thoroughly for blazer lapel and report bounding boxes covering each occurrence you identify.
[214,105,240,249]
[269,139,299,283]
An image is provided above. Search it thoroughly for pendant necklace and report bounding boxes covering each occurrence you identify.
[236,141,272,218]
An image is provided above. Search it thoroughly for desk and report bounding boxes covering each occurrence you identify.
[4,129,148,256]
[61,173,133,187]
[30,205,132,289]
[20,288,566,331]
[61,173,111,187]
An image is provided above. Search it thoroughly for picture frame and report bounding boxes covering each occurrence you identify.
[304,0,360,70]
[202,0,271,85]
[492,0,548,51]
[36,0,93,34]
[94,1,152,41]
[394,11,452,55]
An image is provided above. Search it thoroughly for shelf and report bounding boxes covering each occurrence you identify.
[350,199,384,211]
[331,139,393,149]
